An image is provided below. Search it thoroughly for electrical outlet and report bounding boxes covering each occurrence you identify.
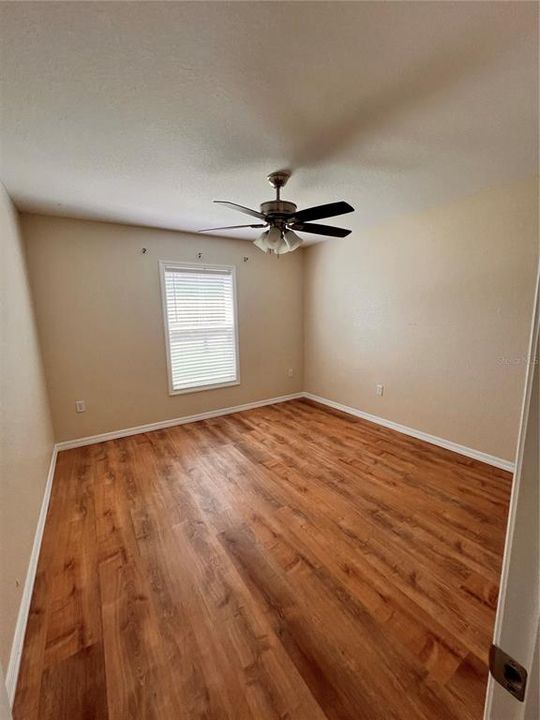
[288,368,294,377]
[75,400,86,413]
[376,384,384,397]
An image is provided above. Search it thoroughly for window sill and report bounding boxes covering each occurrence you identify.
[168,379,240,396]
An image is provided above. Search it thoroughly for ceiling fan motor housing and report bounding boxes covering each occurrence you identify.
[260,200,297,224]
[200,169,354,244]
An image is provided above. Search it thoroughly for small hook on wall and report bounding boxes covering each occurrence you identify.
[243,256,249,263]
[141,247,148,254]
[197,252,204,260]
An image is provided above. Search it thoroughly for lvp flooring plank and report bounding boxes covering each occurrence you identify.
[13,399,512,719]
[37,643,107,720]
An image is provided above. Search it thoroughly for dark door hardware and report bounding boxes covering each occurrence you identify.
[489,644,528,702]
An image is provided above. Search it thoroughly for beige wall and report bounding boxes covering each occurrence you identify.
[22,215,304,442]
[0,185,54,671]
[0,665,10,720]
[18,177,537,461]
[303,177,538,461]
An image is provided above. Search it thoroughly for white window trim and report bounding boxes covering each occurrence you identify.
[159,260,241,396]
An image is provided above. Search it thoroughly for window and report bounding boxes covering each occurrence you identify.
[160,262,239,394]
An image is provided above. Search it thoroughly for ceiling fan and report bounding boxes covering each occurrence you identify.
[199,171,354,255]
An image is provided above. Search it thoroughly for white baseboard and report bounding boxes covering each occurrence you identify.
[5,446,58,706]
[55,389,515,470]
[55,393,304,451]
[302,392,515,472]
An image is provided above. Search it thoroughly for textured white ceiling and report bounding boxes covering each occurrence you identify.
[0,1,538,243]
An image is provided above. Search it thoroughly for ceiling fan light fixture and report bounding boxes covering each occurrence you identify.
[283,229,303,252]
[265,226,282,250]
[275,235,291,255]
[254,226,292,254]
[253,235,269,252]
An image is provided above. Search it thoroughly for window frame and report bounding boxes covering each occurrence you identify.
[159,260,241,396]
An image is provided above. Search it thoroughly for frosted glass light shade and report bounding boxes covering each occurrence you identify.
[253,226,303,255]
[284,229,303,251]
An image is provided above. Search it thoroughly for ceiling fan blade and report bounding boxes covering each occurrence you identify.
[290,201,354,223]
[214,200,265,220]
[198,223,266,232]
[289,222,351,238]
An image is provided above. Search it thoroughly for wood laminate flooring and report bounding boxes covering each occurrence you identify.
[13,399,512,720]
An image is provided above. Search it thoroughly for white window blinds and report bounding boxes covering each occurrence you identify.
[160,263,239,393]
